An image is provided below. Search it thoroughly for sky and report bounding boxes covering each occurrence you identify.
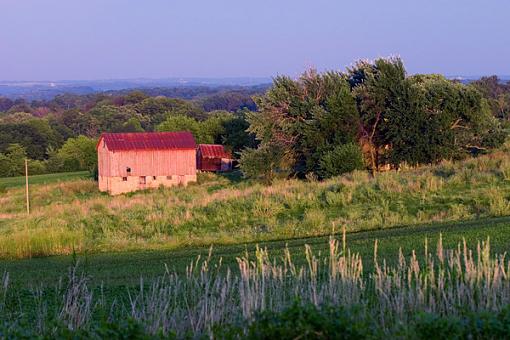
[0,0,509,81]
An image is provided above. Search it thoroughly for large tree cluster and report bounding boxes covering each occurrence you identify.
[240,57,505,181]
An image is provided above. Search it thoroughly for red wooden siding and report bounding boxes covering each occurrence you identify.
[197,144,233,172]
[107,149,196,177]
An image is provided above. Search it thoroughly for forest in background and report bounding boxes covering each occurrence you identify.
[1,57,510,179]
[0,85,262,177]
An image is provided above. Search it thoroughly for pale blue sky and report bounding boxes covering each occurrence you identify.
[0,0,509,81]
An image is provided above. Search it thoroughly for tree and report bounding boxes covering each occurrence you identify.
[318,143,365,178]
[89,105,139,133]
[347,57,408,174]
[46,146,64,173]
[238,144,293,184]
[222,109,258,153]
[245,69,359,178]
[405,75,504,163]
[156,115,212,143]
[472,76,510,120]
[61,109,99,137]
[0,118,62,160]
[57,136,97,171]
[0,144,27,177]
[200,111,234,144]
[135,97,205,130]
[119,117,144,132]
[199,91,258,112]
[124,90,148,105]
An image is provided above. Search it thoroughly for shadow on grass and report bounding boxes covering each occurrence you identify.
[217,170,244,183]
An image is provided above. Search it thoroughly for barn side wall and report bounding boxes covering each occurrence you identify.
[109,149,196,177]
[199,157,233,172]
[97,147,197,195]
[200,157,222,171]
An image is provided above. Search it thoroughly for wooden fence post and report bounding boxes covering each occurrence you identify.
[25,158,30,215]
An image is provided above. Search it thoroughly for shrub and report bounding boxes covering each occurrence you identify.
[239,145,293,184]
[58,136,97,172]
[0,144,26,177]
[241,302,376,340]
[319,143,364,178]
[28,159,47,175]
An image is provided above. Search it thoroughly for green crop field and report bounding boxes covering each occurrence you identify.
[1,216,510,288]
[0,171,89,189]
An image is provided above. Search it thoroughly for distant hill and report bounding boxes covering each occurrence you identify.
[0,77,272,100]
[447,75,510,84]
[2,75,509,101]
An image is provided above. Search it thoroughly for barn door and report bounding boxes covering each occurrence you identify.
[178,175,186,186]
[139,176,146,189]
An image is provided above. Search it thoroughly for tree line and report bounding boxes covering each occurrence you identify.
[0,89,259,177]
[1,57,508,180]
[239,57,507,182]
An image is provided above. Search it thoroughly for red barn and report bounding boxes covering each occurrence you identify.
[197,144,233,172]
[97,131,197,195]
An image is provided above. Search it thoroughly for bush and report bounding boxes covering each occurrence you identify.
[0,144,26,177]
[414,307,510,339]
[239,145,293,184]
[58,136,97,172]
[217,302,377,339]
[28,159,47,175]
[319,143,364,178]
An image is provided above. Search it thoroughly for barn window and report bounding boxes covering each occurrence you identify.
[126,167,131,173]
[153,176,157,180]
[122,177,127,181]
[166,176,172,180]
[139,176,146,184]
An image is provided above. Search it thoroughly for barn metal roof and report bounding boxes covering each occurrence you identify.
[198,144,232,159]
[98,132,196,151]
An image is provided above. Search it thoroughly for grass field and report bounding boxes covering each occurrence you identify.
[0,170,89,189]
[1,149,510,260]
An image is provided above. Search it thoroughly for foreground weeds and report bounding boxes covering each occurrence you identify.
[1,236,510,338]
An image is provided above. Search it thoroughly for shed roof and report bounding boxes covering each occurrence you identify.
[98,132,196,151]
[198,144,232,159]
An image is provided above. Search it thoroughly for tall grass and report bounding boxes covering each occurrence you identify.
[1,151,510,258]
[1,236,510,337]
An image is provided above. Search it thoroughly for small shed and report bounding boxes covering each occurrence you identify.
[97,131,197,195]
[197,144,233,172]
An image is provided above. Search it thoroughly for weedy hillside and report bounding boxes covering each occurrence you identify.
[1,143,510,259]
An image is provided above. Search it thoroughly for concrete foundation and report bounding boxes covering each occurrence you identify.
[99,174,197,195]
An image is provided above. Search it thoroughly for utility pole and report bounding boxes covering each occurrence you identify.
[25,158,30,215]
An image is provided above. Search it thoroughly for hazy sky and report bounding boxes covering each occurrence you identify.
[0,0,509,81]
